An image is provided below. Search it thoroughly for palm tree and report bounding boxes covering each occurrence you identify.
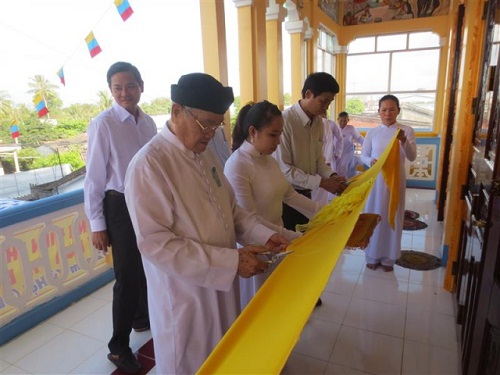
[97,90,113,110]
[27,75,61,114]
[0,91,13,119]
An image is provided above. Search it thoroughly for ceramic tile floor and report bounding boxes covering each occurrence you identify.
[0,188,460,374]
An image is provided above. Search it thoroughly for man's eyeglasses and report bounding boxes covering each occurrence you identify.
[185,107,225,133]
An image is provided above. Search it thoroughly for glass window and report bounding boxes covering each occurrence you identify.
[346,54,390,92]
[348,36,375,53]
[391,50,439,91]
[346,32,441,131]
[316,29,337,77]
[377,34,407,51]
[409,32,441,49]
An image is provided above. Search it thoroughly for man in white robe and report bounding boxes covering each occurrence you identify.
[124,73,288,374]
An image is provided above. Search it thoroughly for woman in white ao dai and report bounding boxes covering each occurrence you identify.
[224,101,321,308]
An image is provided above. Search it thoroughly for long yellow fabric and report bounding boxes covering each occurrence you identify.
[197,133,399,375]
[381,137,400,229]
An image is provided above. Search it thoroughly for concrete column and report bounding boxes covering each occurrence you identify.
[233,0,267,105]
[266,1,285,108]
[285,0,306,103]
[199,0,232,143]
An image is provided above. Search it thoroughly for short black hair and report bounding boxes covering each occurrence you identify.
[379,94,400,109]
[338,111,349,117]
[106,62,143,88]
[301,72,339,98]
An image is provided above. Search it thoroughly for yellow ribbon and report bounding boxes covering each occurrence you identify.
[197,133,399,375]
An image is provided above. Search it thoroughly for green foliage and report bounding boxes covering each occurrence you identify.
[31,148,84,170]
[60,103,100,122]
[346,98,365,114]
[142,97,172,115]
[283,93,292,107]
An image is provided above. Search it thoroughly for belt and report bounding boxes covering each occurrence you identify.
[106,190,125,197]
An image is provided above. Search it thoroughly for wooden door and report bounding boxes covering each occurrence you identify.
[457,0,500,373]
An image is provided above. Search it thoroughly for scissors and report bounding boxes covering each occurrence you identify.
[258,250,294,264]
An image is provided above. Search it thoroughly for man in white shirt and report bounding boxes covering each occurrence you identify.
[84,62,157,373]
[273,72,346,231]
[124,73,289,375]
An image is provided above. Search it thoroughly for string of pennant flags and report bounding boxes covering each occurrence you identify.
[56,0,134,88]
[11,0,134,141]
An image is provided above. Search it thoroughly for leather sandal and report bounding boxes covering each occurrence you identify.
[366,263,379,270]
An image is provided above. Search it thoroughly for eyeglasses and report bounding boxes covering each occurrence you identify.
[185,107,225,133]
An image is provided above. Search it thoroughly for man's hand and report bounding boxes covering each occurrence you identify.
[92,230,110,252]
[237,244,271,278]
[320,175,347,195]
[265,233,289,253]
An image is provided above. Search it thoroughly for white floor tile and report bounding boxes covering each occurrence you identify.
[282,352,328,375]
[313,291,351,324]
[343,298,406,338]
[333,253,366,274]
[402,340,460,374]
[70,345,115,375]
[46,294,109,329]
[14,330,104,374]
[405,309,459,350]
[130,329,153,353]
[407,283,455,316]
[69,302,112,343]
[0,322,64,364]
[293,319,341,361]
[324,362,375,374]
[324,271,359,297]
[91,282,114,302]
[1,365,30,374]
[408,267,446,286]
[330,325,403,375]
[0,359,10,372]
[354,274,408,306]
[361,263,410,283]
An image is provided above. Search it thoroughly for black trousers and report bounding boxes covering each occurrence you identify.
[104,192,149,355]
[282,189,311,231]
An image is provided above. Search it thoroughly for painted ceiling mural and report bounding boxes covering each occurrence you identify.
[318,0,450,26]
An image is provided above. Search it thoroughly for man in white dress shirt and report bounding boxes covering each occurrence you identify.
[124,73,289,375]
[84,62,157,373]
[273,72,347,231]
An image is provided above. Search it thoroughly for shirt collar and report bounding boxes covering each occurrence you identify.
[240,140,262,157]
[293,101,313,127]
[160,123,197,159]
[112,101,141,123]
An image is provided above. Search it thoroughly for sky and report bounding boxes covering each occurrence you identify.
[0,0,243,107]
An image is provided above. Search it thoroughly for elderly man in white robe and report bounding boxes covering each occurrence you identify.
[124,73,289,375]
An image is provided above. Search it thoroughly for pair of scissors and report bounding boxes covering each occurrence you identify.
[258,250,294,264]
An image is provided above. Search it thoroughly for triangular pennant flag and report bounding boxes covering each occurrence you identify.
[10,120,20,139]
[114,0,134,21]
[85,31,102,58]
[57,67,65,86]
[33,94,49,118]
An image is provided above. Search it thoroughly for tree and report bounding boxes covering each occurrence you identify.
[141,97,172,115]
[97,90,113,111]
[27,74,62,113]
[346,97,365,114]
[283,93,292,107]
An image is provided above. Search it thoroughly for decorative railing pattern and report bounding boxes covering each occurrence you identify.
[0,190,110,336]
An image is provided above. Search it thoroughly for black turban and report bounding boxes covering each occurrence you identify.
[171,73,234,115]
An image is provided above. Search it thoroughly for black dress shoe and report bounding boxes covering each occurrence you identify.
[107,349,142,373]
[315,298,322,307]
